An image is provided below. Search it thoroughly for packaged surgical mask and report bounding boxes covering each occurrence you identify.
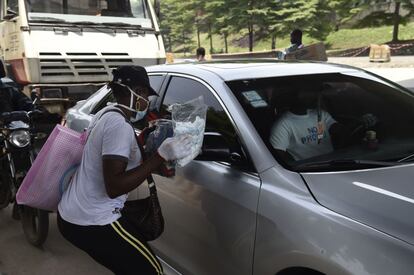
[168,96,207,167]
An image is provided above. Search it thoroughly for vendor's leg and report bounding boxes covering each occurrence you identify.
[57,213,162,275]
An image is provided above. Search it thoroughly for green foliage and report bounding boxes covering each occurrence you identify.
[160,0,196,53]
[159,0,414,53]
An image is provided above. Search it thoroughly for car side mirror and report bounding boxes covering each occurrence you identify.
[4,9,18,20]
[196,132,243,163]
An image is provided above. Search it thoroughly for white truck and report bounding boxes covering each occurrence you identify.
[0,0,165,114]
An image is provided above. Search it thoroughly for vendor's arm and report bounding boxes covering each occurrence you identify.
[103,153,164,199]
[102,118,192,199]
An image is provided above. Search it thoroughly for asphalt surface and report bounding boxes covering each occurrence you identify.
[0,206,112,275]
[329,57,414,91]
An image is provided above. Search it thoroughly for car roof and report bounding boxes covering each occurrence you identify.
[147,59,362,82]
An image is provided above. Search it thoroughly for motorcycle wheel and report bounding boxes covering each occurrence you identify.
[0,170,12,209]
[20,206,49,246]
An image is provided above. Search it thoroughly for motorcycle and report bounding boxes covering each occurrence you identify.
[0,109,49,246]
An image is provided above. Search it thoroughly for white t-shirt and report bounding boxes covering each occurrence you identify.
[58,106,141,226]
[270,109,336,161]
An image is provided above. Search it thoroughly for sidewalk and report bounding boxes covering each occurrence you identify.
[329,56,414,87]
[328,56,414,69]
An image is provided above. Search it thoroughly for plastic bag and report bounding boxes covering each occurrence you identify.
[168,96,207,167]
[142,119,176,176]
[144,119,175,156]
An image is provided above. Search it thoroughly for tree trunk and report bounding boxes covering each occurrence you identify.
[182,31,186,55]
[63,0,68,14]
[224,33,228,53]
[197,25,201,48]
[209,24,213,54]
[271,34,276,50]
[392,1,401,42]
[248,24,253,52]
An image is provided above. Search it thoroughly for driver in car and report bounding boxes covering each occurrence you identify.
[269,89,377,163]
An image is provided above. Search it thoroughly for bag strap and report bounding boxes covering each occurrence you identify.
[86,107,129,141]
[133,127,157,194]
[104,107,157,193]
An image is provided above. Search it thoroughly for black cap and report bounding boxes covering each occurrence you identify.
[111,65,158,96]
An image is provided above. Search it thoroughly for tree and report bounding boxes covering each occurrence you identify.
[327,0,360,31]
[205,1,234,53]
[391,1,414,42]
[216,0,258,52]
[160,0,196,54]
[270,0,334,41]
[347,0,414,42]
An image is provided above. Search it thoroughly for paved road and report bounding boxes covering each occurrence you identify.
[367,68,414,91]
[0,206,112,275]
[329,57,414,91]
[328,56,414,69]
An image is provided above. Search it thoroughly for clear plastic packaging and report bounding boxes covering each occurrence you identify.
[168,96,207,167]
[144,119,175,156]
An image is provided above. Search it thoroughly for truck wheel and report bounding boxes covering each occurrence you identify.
[20,206,49,246]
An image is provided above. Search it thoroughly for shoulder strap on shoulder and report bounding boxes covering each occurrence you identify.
[99,107,129,122]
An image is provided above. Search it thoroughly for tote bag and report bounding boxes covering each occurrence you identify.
[16,125,87,211]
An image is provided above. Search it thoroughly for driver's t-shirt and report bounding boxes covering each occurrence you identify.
[58,106,141,226]
[270,109,336,160]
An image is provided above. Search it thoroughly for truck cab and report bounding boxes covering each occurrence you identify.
[0,0,165,115]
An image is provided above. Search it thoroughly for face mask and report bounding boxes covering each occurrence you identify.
[114,83,149,122]
[130,108,148,123]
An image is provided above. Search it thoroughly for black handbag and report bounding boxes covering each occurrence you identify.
[121,175,164,241]
[107,107,164,241]
[121,118,165,242]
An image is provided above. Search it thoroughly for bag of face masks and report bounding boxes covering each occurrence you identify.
[140,119,176,177]
[168,96,207,167]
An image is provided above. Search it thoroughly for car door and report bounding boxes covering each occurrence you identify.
[150,74,261,275]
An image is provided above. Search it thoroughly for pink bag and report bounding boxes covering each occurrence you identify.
[16,125,87,211]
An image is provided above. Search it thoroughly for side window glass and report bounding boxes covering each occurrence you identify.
[148,75,164,95]
[162,76,240,155]
[7,0,18,14]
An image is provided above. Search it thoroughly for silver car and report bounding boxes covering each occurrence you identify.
[66,61,414,275]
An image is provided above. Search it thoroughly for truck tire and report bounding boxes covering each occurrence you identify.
[20,205,49,246]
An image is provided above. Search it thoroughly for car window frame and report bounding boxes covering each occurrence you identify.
[158,72,257,174]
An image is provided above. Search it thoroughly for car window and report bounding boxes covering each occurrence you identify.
[148,75,165,93]
[162,76,247,166]
[227,73,414,171]
[7,0,19,14]
[92,75,164,114]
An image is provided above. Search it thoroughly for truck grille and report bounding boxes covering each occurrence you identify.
[38,52,134,79]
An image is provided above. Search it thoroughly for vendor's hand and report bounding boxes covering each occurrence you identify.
[361,113,378,128]
[157,135,192,161]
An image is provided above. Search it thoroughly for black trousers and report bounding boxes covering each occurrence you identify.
[57,213,163,275]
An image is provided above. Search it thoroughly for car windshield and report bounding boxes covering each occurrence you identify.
[26,0,153,28]
[227,72,414,172]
